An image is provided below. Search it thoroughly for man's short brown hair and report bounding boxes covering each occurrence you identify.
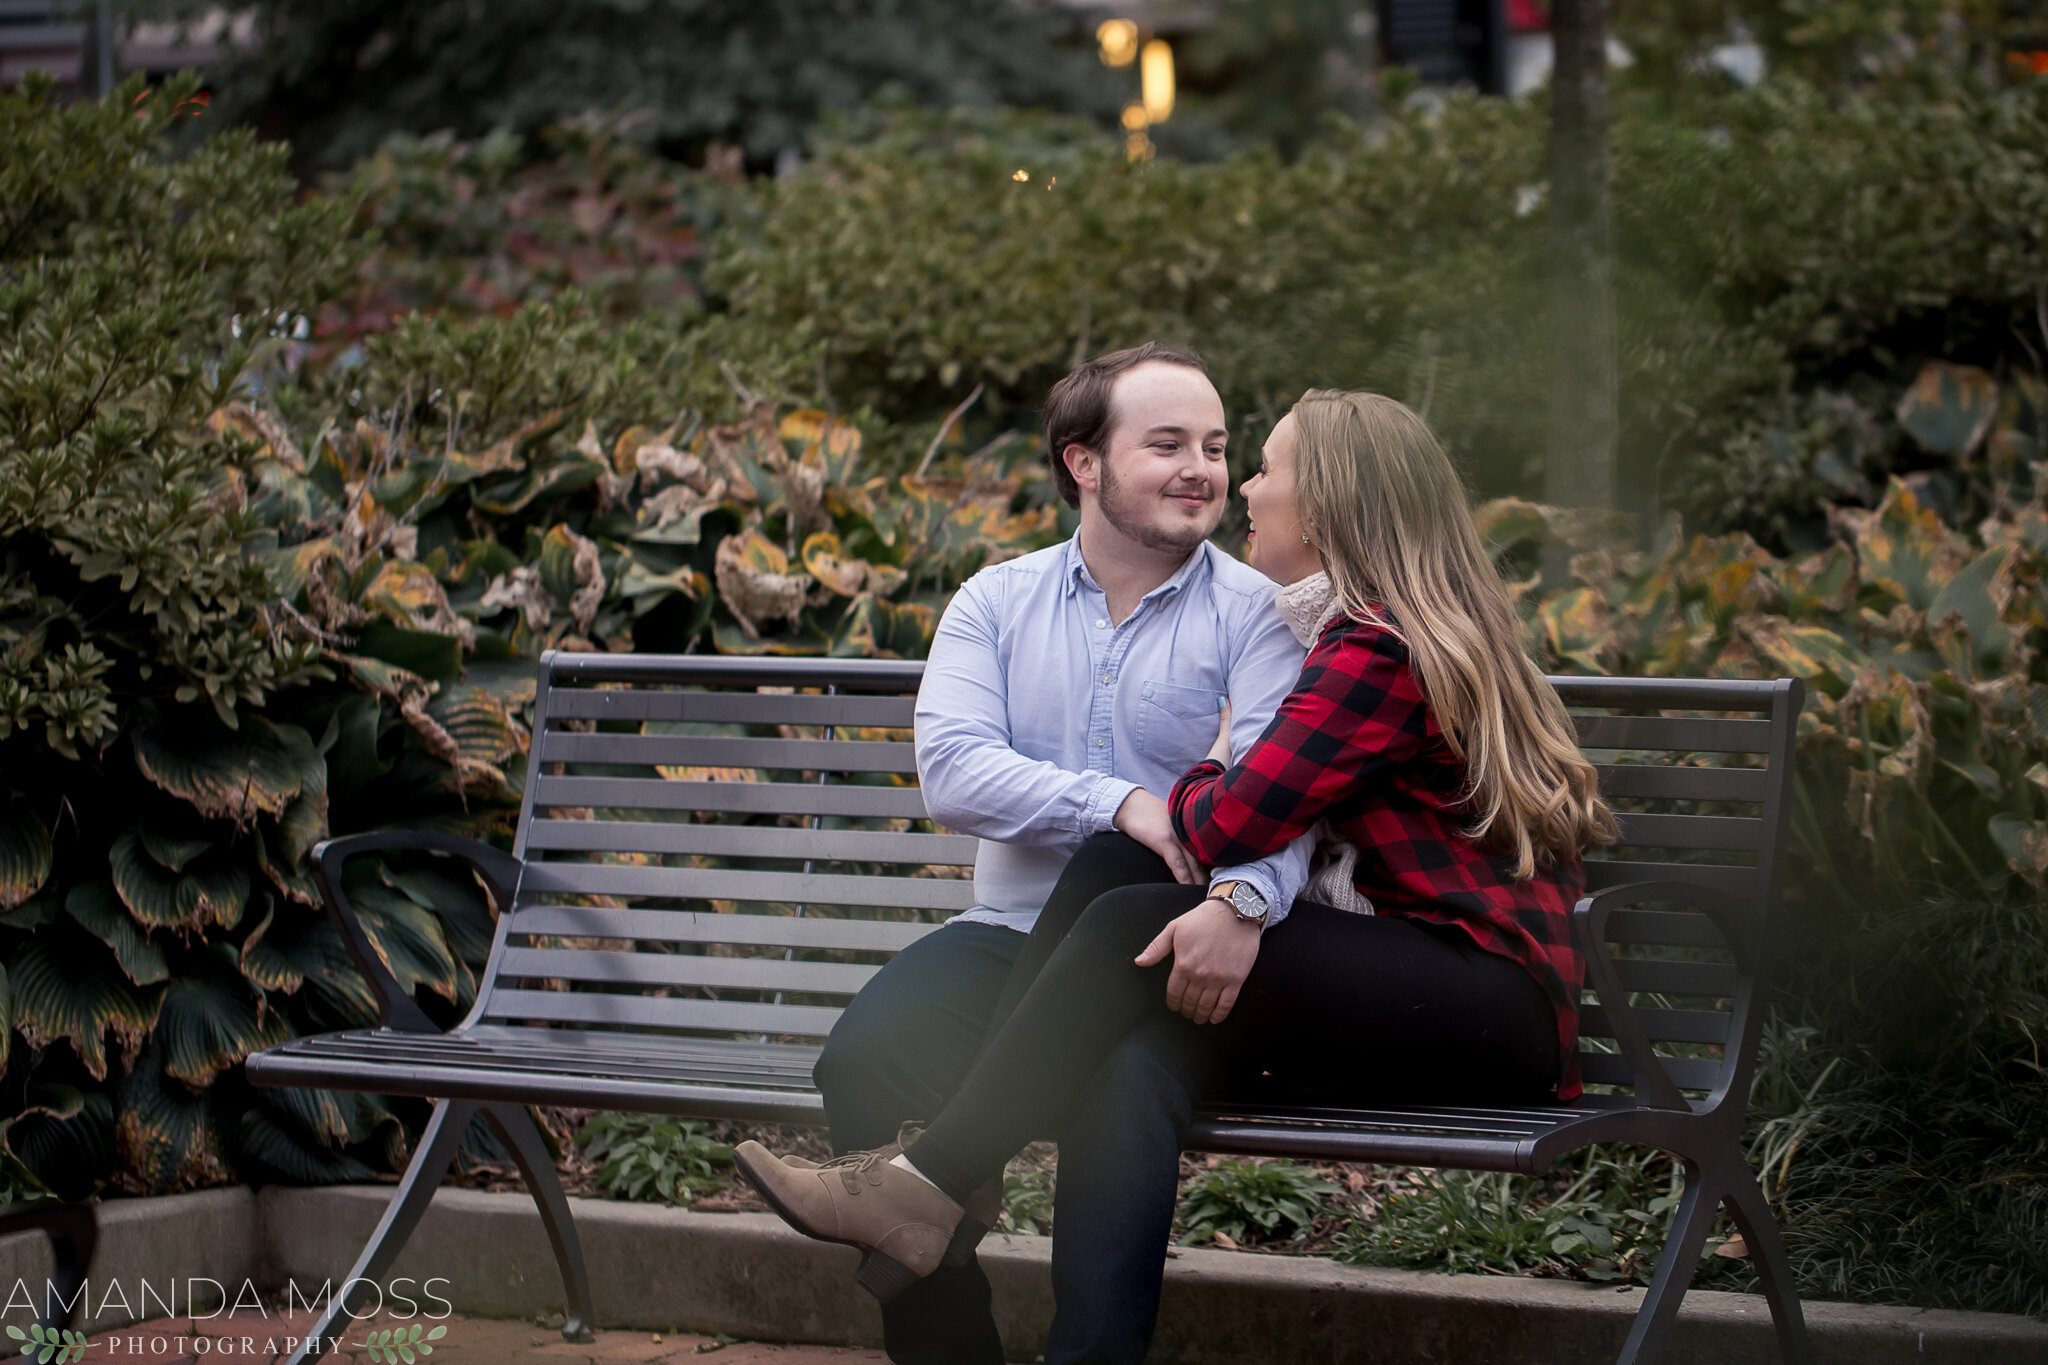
[1041,342,1210,508]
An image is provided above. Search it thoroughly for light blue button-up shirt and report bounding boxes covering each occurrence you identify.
[915,536,1314,933]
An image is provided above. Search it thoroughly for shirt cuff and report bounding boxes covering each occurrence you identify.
[1084,777,1143,836]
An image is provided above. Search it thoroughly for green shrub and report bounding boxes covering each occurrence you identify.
[573,1113,733,1207]
[1335,1149,1737,1287]
[1175,1158,1337,1247]
[998,1170,1056,1235]
[0,77,1058,1202]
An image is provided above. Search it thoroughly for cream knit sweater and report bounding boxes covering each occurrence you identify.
[1271,573,1374,917]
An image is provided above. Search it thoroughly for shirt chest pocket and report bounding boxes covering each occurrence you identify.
[1134,679,1225,771]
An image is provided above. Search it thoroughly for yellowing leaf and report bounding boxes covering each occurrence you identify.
[801,532,872,597]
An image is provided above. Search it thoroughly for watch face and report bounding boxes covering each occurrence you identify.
[1230,885,1267,920]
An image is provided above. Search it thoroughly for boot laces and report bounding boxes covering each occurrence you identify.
[820,1147,892,1193]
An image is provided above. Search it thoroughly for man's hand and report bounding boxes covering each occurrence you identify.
[1113,789,1205,885]
[1205,701,1234,767]
[1133,897,1262,1025]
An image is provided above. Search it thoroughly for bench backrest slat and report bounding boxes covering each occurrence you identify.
[470,655,1798,1108]
[535,732,918,773]
[508,905,938,951]
[532,776,932,820]
[524,818,977,864]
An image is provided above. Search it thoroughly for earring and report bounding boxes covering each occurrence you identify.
[1299,532,1311,545]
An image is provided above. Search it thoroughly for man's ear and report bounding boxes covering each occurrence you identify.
[1064,442,1102,496]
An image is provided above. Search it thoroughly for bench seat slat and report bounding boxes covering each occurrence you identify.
[1183,1120,1541,1171]
[540,732,916,773]
[547,690,916,728]
[535,776,931,820]
[525,818,976,865]
[483,988,845,1036]
[268,1033,822,1087]
[507,906,939,951]
[1594,763,1768,802]
[497,947,880,996]
[517,862,980,911]
[1572,715,1773,753]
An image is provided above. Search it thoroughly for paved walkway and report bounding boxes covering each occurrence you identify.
[62,1309,887,1363]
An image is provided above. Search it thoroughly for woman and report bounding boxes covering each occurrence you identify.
[735,389,1616,1317]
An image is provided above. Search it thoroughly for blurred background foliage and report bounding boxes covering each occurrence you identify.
[3,0,2047,1319]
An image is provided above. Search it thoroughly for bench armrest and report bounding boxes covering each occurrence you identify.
[312,831,522,1034]
[1574,880,1761,1114]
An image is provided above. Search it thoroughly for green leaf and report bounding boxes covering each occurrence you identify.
[235,1105,378,1183]
[272,723,330,871]
[8,930,163,1082]
[132,709,304,823]
[351,623,462,683]
[115,1051,228,1192]
[64,882,170,986]
[347,881,459,1002]
[0,797,53,912]
[137,822,214,874]
[153,945,291,1087]
[109,829,248,933]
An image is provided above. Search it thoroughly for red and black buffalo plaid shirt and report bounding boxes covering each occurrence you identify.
[1169,611,1586,1101]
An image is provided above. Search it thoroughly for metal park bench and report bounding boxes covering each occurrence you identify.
[245,653,1808,1365]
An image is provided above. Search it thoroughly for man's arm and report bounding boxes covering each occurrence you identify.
[1201,595,1316,927]
[914,572,1138,848]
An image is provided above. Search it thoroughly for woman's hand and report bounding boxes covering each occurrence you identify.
[1133,897,1261,1025]
[1205,701,1234,767]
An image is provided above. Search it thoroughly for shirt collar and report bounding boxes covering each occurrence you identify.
[1061,535,1211,602]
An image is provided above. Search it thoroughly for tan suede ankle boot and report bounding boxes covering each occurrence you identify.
[734,1140,966,1301]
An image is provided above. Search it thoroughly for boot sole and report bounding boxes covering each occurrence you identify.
[733,1147,929,1305]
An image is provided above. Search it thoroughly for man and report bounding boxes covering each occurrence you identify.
[809,342,1311,1363]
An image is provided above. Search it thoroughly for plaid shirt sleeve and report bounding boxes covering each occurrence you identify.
[1170,619,1433,866]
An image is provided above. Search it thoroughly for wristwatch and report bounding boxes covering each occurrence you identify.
[1210,880,1269,926]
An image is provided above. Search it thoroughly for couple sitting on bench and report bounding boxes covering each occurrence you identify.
[732,342,1619,1365]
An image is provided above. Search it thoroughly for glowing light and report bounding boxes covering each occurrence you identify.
[1012,168,1030,182]
[1097,19,1138,68]
[1141,40,1175,123]
[1120,102,1149,131]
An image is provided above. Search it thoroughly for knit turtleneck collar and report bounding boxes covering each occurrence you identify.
[1275,571,1344,648]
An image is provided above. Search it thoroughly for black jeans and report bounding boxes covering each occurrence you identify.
[910,833,1561,1199]
[818,833,1560,1364]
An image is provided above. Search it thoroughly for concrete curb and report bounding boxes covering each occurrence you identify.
[4,1183,2045,1363]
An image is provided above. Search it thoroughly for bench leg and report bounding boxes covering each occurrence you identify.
[1722,1170,1812,1365]
[1613,1156,1721,1365]
[276,1096,476,1365]
[480,1102,597,1344]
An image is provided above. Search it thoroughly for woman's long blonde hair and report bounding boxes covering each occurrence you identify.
[1290,389,1616,876]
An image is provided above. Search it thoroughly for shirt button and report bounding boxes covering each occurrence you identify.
[1100,672,1114,685]
[1095,618,1108,629]
[1093,736,1107,748]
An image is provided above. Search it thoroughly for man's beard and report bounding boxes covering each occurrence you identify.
[1098,457,1213,556]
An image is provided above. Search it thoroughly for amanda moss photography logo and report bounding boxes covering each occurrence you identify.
[2,1274,454,1359]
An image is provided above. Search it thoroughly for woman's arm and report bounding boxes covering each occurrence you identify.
[1169,619,1433,868]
